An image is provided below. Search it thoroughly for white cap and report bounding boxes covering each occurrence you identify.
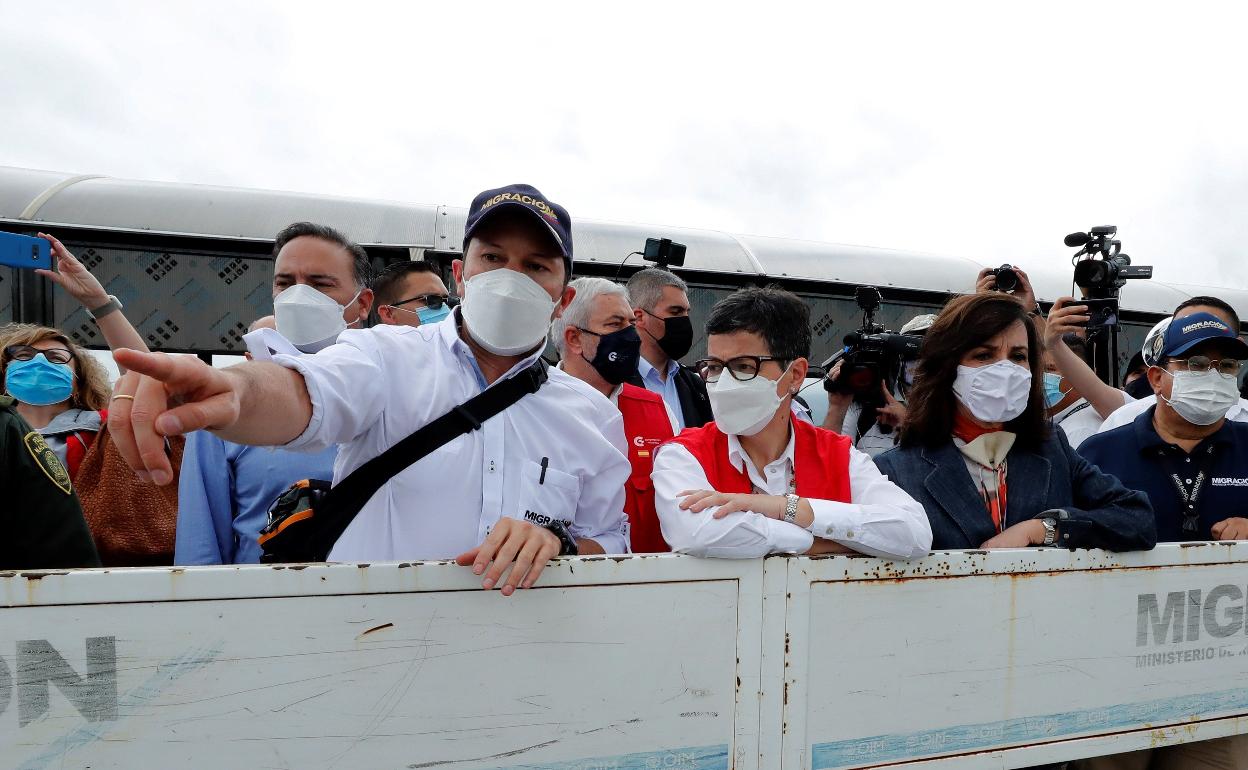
[900,314,938,335]
[1141,316,1171,367]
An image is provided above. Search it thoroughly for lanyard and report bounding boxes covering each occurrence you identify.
[1155,442,1218,535]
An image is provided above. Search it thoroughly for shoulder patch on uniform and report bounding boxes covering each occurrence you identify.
[23,431,73,495]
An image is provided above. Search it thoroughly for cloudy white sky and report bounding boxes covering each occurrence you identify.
[3,1,1248,288]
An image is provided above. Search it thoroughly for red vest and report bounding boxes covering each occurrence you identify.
[65,409,106,480]
[618,384,675,553]
[664,417,853,502]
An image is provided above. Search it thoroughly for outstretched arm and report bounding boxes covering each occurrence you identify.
[1044,298,1128,419]
[107,349,313,485]
[36,233,149,363]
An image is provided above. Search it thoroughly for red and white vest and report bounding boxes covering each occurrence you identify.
[664,417,854,502]
[618,384,675,553]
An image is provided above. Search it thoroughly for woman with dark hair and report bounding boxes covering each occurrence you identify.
[874,292,1155,551]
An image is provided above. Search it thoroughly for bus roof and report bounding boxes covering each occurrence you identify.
[1,165,1243,316]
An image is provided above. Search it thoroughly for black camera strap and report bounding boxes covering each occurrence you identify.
[306,358,549,557]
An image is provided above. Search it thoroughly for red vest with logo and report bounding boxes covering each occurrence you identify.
[664,418,854,502]
[618,384,676,553]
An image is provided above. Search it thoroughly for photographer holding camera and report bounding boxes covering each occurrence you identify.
[821,313,935,456]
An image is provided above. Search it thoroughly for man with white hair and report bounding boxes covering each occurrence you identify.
[552,277,677,552]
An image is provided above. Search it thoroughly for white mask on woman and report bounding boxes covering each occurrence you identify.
[952,360,1032,423]
[709,366,790,436]
[273,284,361,353]
[460,269,558,355]
[1161,369,1239,426]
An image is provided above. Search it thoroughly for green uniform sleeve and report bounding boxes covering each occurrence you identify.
[0,405,101,570]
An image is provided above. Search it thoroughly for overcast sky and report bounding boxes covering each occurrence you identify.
[3,1,1248,290]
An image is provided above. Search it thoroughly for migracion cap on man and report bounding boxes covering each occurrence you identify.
[1161,311,1248,359]
[463,184,573,265]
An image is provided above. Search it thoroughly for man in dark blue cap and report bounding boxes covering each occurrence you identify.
[104,184,631,593]
[1080,311,1248,543]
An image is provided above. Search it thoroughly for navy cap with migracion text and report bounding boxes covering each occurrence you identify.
[1161,311,1248,359]
[463,184,573,263]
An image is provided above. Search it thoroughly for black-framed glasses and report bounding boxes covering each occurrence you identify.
[695,355,785,383]
[1167,355,1242,377]
[392,293,459,311]
[4,344,74,365]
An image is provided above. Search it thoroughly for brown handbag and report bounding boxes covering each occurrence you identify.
[73,420,183,567]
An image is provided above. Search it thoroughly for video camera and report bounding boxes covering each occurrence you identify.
[821,287,923,411]
[1065,226,1152,297]
[1063,225,1152,386]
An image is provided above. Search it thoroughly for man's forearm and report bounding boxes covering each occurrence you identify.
[213,362,313,446]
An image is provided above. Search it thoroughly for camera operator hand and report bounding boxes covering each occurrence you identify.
[1043,297,1089,347]
[976,266,1037,312]
[875,381,907,429]
[1042,298,1128,420]
[821,360,853,432]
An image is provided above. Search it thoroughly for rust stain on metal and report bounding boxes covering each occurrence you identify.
[783,681,789,706]
[289,564,308,570]
[18,571,68,580]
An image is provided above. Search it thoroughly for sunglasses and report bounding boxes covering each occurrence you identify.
[391,293,460,311]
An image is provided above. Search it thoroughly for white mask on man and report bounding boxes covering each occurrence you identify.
[952,360,1032,423]
[460,269,558,356]
[273,284,361,353]
[708,366,790,436]
[1161,369,1239,426]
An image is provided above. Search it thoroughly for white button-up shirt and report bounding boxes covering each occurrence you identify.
[275,315,631,561]
[651,430,932,560]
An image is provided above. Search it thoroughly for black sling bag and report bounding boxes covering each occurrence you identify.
[258,359,549,563]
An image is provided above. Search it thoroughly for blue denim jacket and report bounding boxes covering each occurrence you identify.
[874,430,1155,551]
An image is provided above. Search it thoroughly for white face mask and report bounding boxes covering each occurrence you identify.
[460,268,558,356]
[952,359,1032,423]
[1161,369,1239,426]
[709,366,790,437]
[273,284,361,353]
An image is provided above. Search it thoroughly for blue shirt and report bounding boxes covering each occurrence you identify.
[174,431,338,564]
[1078,407,1248,542]
[638,356,686,430]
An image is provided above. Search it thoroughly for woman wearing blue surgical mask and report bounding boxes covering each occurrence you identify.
[1,326,112,470]
[873,293,1156,553]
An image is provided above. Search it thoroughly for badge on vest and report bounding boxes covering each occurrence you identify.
[24,431,73,495]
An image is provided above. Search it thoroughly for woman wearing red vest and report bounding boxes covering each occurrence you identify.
[551,277,678,553]
[651,287,932,559]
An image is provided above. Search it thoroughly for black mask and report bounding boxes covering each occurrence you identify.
[1125,375,1154,400]
[650,313,694,361]
[579,325,642,385]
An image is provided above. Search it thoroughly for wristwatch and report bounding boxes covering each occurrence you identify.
[89,294,123,320]
[783,493,800,525]
[543,520,579,556]
[1037,508,1070,546]
[1040,517,1058,546]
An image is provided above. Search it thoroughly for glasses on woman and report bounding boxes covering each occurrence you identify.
[4,344,74,365]
[695,355,784,383]
[1168,355,1242,377]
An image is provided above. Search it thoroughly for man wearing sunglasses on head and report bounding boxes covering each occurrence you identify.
[373,261,456,328]
[650,286,932,559]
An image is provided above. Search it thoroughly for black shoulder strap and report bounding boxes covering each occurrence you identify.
[312,358,549,552]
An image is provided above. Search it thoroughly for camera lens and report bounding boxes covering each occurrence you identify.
[994,266,1020,293]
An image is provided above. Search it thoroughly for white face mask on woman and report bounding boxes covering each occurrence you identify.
[952,359,1032,424]
[460,269,558,355]
[1160,369,1239,426]
[273,284,362,353]
[709,365,790,436]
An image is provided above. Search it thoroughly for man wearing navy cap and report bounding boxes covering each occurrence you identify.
[105,184,632,594]
[1076,312,1248,768]
[1080,311,1248,542]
